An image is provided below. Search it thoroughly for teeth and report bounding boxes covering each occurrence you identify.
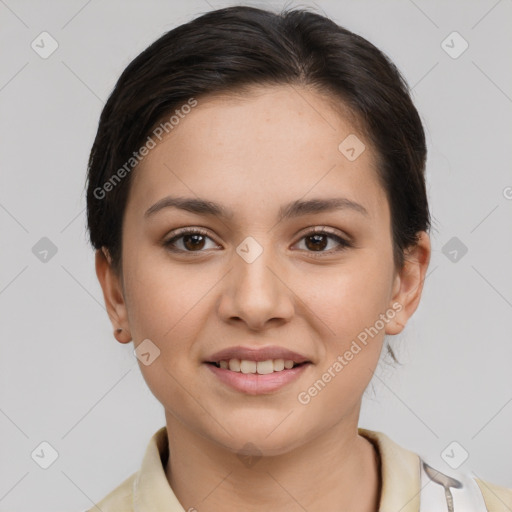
[240,360,256,374]
[256,360,274,375]
[217,358,300,373]
[273,359,285,371]
[228,359,241,372]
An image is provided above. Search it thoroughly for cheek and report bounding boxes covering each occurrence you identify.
[122,245,207,342]
[294,262,392,418]
[300,252,395,339]
[122,251,219,388]
[122,256,213,414]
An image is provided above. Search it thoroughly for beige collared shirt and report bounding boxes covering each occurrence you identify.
[87,426,512,511]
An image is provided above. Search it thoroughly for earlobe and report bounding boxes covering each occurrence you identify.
[385,232,431,335]
[95,248,132,343]
[114,327,131,344]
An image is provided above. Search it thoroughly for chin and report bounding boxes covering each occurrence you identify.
[221,435,302,458]
[209,419,309,456]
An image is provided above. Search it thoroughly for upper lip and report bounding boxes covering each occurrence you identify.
[206,345,311,364]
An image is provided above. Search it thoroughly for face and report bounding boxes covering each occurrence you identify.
[97,85,429,456]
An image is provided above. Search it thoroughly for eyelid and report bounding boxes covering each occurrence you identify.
[167,226,213,239]
[295,225,351,240]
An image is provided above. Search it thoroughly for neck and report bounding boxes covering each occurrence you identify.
[164,411,381,512]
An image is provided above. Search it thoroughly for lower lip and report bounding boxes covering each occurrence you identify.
[205,363,310,395]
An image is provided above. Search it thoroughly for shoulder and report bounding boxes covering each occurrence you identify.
[83,426,170,512]
[475,478,512,512]
[358,428,512,512]
[84,472,137,512]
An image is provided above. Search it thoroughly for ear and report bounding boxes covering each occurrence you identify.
[95,248,132,343]
[385,231,431,335]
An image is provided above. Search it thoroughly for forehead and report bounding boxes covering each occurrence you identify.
[127,85,386,221]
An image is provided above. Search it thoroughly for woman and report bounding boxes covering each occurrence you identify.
[85,5,511,511]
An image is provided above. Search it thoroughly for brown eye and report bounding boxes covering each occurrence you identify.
[182,234,207,251]
[295,229,352,253]
[304,234,329,251]
[164,228,219,252]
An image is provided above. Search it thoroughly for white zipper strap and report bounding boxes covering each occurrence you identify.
[419,458,488,512]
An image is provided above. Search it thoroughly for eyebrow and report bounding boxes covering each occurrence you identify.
[144,195,368,221]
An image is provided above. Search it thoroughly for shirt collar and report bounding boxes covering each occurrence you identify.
[359,427,421,512]
[133,426,421,512]
[132,426,184,511]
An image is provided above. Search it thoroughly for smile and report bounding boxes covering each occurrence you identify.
[205,360,311,395]
[210,358,305,374]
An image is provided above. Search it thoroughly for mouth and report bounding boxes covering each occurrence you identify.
[203,346,312,395]
[206,359,310,374]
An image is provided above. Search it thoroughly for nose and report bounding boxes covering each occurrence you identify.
[217,243,295,331]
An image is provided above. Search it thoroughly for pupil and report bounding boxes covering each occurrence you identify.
[184,234,205,251]
[306,234,327,251]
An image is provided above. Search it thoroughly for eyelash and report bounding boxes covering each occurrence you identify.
[163,227,353,255]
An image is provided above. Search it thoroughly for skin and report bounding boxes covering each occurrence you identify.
[96,84,430,512]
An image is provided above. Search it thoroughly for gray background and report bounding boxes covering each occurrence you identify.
[1,0,511,510]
